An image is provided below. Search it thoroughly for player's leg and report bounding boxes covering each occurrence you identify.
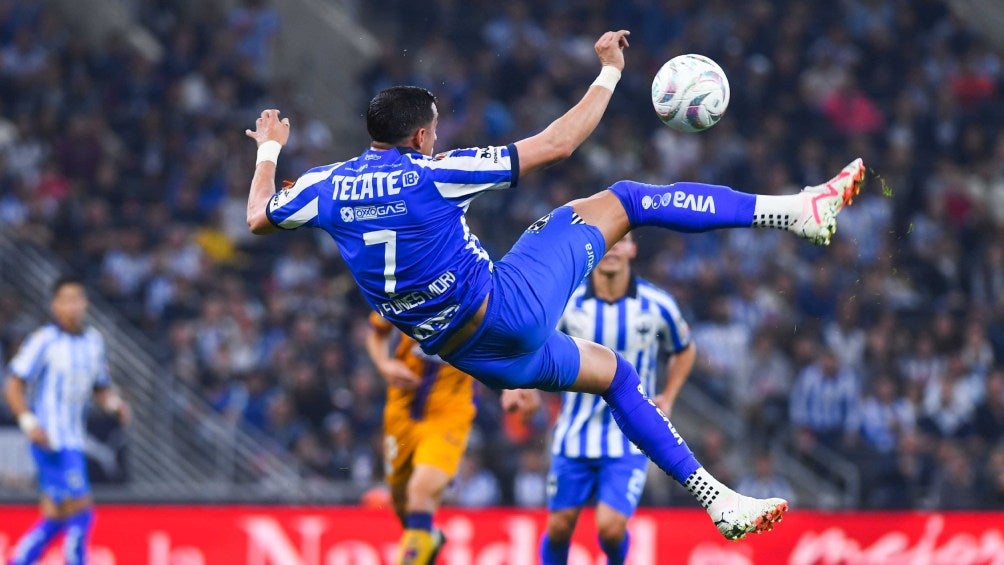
[10,447,69,565]
[398,464,451,565]
[541,455,595,565]
[569,158,865,251]
[9,495,66,565]
[571,338,787,540]
[60,496,94,565]
[594,455,648,565]
[541,508,581,565]
[398,420,470,565]
[58,450,94,565]
[385,424,431,564]
[595,504,630,565]
[385,420,414,526]
[389,477,409,525]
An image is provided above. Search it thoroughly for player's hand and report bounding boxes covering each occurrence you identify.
[653,393,673,418]
[116,401,132,427]
[501,389,541,417]
[26,426,50,449]
[595,30,630,71]
[245,109,291,147]
[378,359,421,391]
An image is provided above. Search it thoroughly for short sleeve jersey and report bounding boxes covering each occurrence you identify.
[553,276,691,458]
[267,145,518,353]
[7,324,112,450]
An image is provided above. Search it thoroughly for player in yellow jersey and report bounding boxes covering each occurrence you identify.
[367,312,535,564]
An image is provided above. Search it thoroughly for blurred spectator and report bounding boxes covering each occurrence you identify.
[448,451,501,508]
[790,348,860,454]
[926,443,980,510]
[741,332,793,437]
[820,75,885,136]
[920,355,980,439]
[855,374,916,507]
[823,301,867,372]
[973,370,1004,447]
[512,448,549,508]
[735,452,796,507]
[979,444,1004,509]
[691,298,749,405]
[264,391,308,451]
[856,374,915,455]
[324,413,375,482]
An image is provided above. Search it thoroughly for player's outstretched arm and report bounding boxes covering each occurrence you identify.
[245,109,291,235]
[365,316,422,391]
[513,30,629,177]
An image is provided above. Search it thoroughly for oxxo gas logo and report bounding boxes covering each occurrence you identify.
[340,201,408,223]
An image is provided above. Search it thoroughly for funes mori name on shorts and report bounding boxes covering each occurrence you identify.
[379,271,457,316]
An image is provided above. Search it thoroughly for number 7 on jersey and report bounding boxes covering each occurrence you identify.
[364,229,397,295]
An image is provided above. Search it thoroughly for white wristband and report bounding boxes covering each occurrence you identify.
[18,412,39,434]
[256,140,282,165]
[591,66,621,91]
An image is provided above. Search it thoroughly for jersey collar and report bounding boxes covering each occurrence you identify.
[362,147,419,162]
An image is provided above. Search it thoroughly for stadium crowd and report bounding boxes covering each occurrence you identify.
[2,0,1004,509]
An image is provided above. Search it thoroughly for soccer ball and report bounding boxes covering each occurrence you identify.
[651,54,730,133]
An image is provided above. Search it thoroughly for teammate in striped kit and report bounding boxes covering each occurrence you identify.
[3,276,130,565]
[542,233,696,564]
[246,29,865,550]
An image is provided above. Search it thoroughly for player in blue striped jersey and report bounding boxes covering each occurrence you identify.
[246,29,865,553]
[542,232,696,565]
[4,276,130,565]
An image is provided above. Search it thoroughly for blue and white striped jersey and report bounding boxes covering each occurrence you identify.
[267,145,518,354]
[7,324,111,450]
[552,276,691,458]
[789,364,860,434]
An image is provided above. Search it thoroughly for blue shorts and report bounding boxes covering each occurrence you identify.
[547,454,650,517]
[443,206,606,390]
[32,446,90,503]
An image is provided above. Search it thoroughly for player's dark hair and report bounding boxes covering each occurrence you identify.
[51,274,84,296]
[367,86,437,144]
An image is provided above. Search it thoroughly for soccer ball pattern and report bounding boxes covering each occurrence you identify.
[651,54,731,133]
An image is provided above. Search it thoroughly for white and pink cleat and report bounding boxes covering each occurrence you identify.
[710,491,789,541]
[790,157,866,246]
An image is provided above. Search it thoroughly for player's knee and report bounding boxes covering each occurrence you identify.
[405,483,437,512]
[597,519,628,547]
[405,473,444,512]
[546,510,578,542]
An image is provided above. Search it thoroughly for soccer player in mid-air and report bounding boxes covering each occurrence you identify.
[367,312,535,563]
[245,29,864,560]
[4,276,130,565]
[541,231,696,565]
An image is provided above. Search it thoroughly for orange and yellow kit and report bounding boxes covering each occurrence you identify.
[370,313,476,489]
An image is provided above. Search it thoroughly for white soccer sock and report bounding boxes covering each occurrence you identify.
[683,466,732,510]
[751,194,803,230]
